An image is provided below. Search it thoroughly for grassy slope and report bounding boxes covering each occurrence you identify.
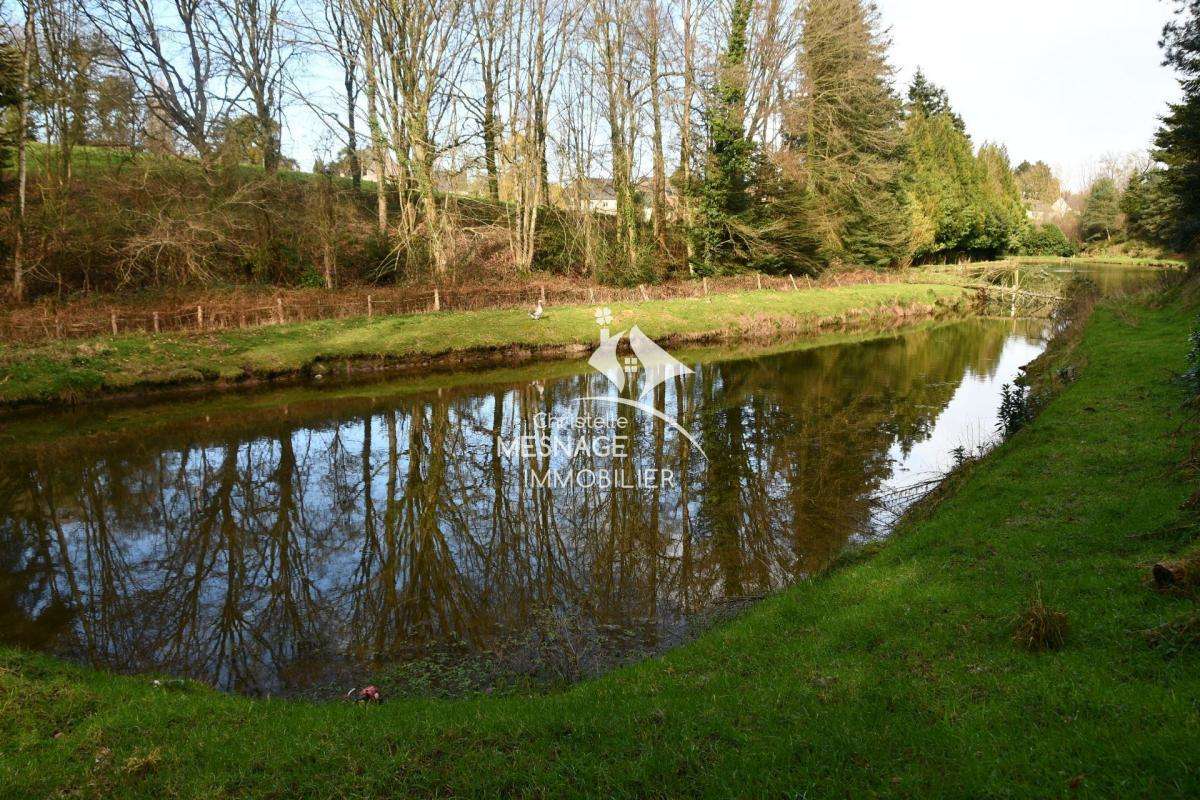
[1,319,975,449]
[0,282,965,406]
[2,294,1198,797]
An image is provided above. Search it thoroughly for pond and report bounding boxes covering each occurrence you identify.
[0,314,1057,696]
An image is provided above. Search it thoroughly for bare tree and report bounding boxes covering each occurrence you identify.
[467,0,508,201]
[36,0,97,183]
[672,0,710,272]
[289,0,364,186]
[13,0,35,301]
[208,0,293,172]
[349,0,389,233]
[326,0,363,188]
[374,0,470,276]
[88,0,234,158]
[591,0,640,273]
[640,0,668,255]
[500,0,574,273]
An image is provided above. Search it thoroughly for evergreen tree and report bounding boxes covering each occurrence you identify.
[691,0,755,276]
[783,0,911,269]
[1155,0,1200,256]
[973,143,1026,256]
[1019,223,1076,257]
[0,44,23,172]
[1080,178,1122,243]
[906,69,965,132]
[901,75,1025,261]
[903,109,979,259]
[1122,168,1177,245]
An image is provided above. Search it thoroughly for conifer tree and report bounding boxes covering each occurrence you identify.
[1156,0,1200,256]
[903,107,979,259]
[690,0,754,276]
[906,69,964,132]
[973,143,1026,256]
[783,0,910,269]
[1122,168,1177,245]
[902,71,1025,261]
[1080,178,1122,243]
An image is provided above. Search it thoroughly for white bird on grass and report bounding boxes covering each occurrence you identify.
[530,300,545,320]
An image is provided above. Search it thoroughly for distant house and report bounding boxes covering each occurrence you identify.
[1026,197,1073,224]
[355,156,484,196]
[570,177,677,222]
[575,178,620,216]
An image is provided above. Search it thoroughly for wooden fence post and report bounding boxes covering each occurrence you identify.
[433,288,441,312]
[789,274,798,291]
[540,284,547,304]
[588,287,596,304]
[276,297,284,325]
[110,312,118,336]
[639,284,650,302]
[197,305,204,329]
[756,273,762,291]
[153,311,160,333]
[1011,268,1020,317]
[702,277,709,297]
[367,294,373,318]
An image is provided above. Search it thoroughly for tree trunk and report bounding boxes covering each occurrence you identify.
[345,71,362,190]
[13,0,35,303]
[482,73,500,201]
[645,0,668,257]
[259,100,280,174]
[361,22,388,234]
[679,0,697,274]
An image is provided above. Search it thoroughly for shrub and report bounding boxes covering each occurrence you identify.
[1184,314,1200,396]
[997,383,1032,438]
[1019,223,1076,258]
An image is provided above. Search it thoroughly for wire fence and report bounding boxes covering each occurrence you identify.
[0,270,915,344]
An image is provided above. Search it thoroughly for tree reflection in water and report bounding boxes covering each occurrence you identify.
[0,319,1046,694]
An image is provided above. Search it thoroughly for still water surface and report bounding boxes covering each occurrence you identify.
[0,316,1056,694]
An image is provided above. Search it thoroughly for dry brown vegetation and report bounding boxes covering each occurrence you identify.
[1013,586,1070,652]
[0,253,913,342]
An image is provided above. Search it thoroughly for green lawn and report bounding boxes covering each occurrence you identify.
[1,287,1198,797]
[0,282,967,407]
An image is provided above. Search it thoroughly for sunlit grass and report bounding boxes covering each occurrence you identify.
[1,289,1198,797]
[0,282,967,406]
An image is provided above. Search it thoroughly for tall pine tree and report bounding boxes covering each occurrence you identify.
[907,69,965,132]
[1080,178,1122,243]
[691,0,754,276]
[1156,0,1200,257]
[783,0,911,269]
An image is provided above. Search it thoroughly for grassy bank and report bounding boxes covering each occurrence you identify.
[0,281,967,407]
[2,288,1198,796]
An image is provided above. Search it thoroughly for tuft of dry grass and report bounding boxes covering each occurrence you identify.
[1013,586,1070,652]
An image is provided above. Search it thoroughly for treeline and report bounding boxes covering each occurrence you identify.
[0,0,1192,302]
[1061,1,1200,264]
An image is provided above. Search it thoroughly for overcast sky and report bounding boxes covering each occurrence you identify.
[881,0,1181,190]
